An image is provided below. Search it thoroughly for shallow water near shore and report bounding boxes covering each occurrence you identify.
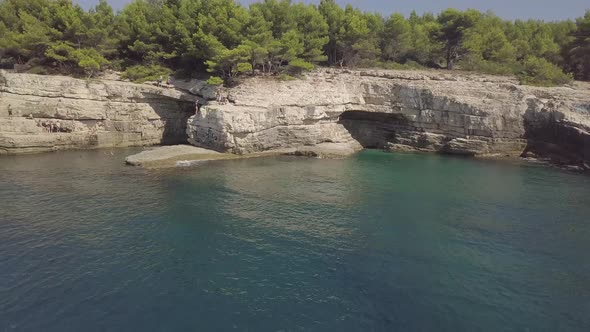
[1,149,589,331]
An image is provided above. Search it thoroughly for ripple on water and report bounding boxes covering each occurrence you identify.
[0,149,589,331]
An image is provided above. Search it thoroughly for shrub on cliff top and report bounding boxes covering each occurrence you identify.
[27,66,50,75]
[207,76,224,86]
[458,57,522,76]
[370,60,427,71]
[44,42,109,78]
[287,59,315,75]
[518,56,573,86]
[278,74,296,81]
[121,65,171,83]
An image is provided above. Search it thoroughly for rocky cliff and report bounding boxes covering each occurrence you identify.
[2,69,589,170]
[0,70,197,154]
[188,69,590,169]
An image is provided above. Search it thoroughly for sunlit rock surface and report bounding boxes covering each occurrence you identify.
[187,69,590,169]
[0,70,197,154]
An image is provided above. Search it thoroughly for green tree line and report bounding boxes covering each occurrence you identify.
[1,0,589,86]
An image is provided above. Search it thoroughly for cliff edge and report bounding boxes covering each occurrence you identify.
[188,69,590,170]
[0,70,197,154]
[2,69,589,171]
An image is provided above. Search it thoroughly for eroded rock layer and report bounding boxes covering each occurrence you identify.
[0,70,197,154]
[2,69,589,170]
[188,69,590,168]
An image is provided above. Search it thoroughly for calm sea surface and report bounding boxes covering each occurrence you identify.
[1,149,589,331]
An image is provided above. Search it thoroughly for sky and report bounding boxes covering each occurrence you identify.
[75,0,589,21]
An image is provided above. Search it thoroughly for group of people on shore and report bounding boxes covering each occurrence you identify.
[194,88,229,116]
[156,75,171,87]
[39,120,65,133]
[7,104,79,134]
[215,88,228,104]
[150,77,231,117]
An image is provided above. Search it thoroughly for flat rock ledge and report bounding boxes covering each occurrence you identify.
[284,142,362,159]
[126,143,360,168]
[125,145,225,168]
[186,68,590,171]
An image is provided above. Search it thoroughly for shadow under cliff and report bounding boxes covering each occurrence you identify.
[522,108,590,169]
[339,111,426,150]
[142,92,196,145]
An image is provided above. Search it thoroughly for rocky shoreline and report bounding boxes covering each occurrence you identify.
[2,69,589,171]
[186,69,589,171]
[124,143,360,168]
[0,70,197,154]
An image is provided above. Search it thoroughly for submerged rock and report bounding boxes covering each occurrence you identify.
[125,145,225,167]
[286,142,362,158]
[565,165,585,172]
[125,142,358,168]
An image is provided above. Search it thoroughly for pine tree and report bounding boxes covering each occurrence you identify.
[381,13,412,62]
[566,11,590,80]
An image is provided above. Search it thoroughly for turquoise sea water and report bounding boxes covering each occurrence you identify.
[1,149,589,331]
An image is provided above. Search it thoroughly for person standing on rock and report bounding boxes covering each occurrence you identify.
[196,100,202,114]
[215,89,222,103]
[217,88,228,104]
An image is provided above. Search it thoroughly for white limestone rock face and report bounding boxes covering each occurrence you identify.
[0,70,197,154]
[187,104,361,154]
[187,69,590,168]
[3,69,589,169]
